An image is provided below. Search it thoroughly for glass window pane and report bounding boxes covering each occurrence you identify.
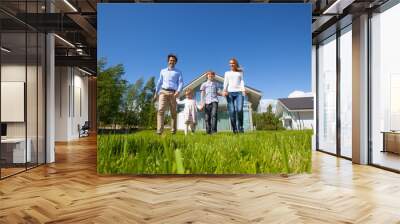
[1,31,27,177]
[318,35,337,154]
[1,1,46,179]
[340,26,352,158]
[371,3,400,171]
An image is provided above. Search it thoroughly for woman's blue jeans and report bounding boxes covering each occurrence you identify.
[226,92,244,133]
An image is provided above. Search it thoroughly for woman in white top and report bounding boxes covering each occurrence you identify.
[223,58,246,133]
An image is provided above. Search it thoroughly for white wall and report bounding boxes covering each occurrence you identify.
[55,67,89,141]
[290,111,314,130]
[1,63,46,164]
[1,65,26,130]
[1,65,36,138]
[73,69,89,139]
[55,67,69,141]
[1,64,26,81]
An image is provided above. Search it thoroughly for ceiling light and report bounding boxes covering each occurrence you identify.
[1,47,11,53]
[54,34,75,48]
[63,0,78,12]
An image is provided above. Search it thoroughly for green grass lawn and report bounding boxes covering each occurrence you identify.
[97,130,312,174]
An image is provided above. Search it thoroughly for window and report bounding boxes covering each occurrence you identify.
[0,2,46,179]
[340,26,352,158]
[370,2,400,171]
[317,34,337,154]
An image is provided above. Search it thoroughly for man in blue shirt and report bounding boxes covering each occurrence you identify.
[154,54,183,134]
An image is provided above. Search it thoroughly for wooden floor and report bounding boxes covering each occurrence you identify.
[1,136,400,223]
[1,167,26,178]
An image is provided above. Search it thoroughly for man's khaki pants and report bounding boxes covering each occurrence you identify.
[157,89,177,133]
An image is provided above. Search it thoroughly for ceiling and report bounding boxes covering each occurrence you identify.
[0,0,97,73]
[0,0,393,74]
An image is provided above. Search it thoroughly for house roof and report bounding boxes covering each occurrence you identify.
[277,97,314,111]
[181,71,263,110]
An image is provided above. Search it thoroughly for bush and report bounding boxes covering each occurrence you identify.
[253,105,284,130]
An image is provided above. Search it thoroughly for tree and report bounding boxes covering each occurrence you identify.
[138,76,157,129]
[120,78,143,129]
[253,105,284,130]
[97,58,158,130]
[97,58,127,128]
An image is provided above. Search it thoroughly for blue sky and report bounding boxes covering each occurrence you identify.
[98,4,311,99]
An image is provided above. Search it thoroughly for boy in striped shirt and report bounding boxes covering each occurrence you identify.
[200,71,223,134]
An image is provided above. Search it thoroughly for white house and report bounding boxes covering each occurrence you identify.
[275,97,314,130]
[177,72,262,132]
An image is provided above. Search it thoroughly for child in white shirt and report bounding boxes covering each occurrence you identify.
[177,88,202,135]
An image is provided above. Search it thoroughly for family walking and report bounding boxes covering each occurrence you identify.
[154,54,246,135]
